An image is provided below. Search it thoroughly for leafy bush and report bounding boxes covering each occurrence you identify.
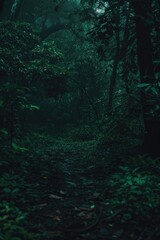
[71,125,97,141]
[28,40,67,98]
[0,174,37,240]
[0,20,67,144]
[138,82,160,118]
[108,164,160,223]
[0,20,67,95]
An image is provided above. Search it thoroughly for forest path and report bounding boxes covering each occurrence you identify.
[24,132,150,240]
[26,136,116,240]
[2,133,158,240]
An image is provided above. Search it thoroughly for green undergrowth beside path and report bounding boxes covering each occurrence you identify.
[0,130,160,240]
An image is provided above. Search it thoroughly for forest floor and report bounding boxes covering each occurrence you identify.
[0,127,160,240]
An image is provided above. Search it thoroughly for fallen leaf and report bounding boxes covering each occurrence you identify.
[49,194,63,200]
[56,210,61,214]
[46,214,61,221]
[90,204,95,209]
[38,203,48,208]
[53,215,61,221]
[60,190,66,195]
[74,207,81,212]
[66,181,77,187]
[77,211,86,217]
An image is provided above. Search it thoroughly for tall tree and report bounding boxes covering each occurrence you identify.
[134,0,160,156]
[0,0,5,12]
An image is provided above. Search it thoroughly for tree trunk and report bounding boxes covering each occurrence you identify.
[0,0,5,12]
[10,0,24,20]
[121,2,132,94]
[108,3,120,113]
[134,0,160,157]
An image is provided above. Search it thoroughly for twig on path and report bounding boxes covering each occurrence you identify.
[101,209,122,223]
[66,207,103,234]
[66,208,122,234]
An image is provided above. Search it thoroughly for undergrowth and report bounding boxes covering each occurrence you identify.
[0,128,160,240]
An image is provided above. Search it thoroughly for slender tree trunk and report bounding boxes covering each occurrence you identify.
[82,87,99,120]
[10,0,24,20]
[0,0,5,12]
[108,42,120,113]
[121,2,132,94]
[134,0,160,156]
[108,4,120,113]
[108,2,131,113]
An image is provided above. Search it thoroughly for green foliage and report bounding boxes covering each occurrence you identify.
[0,135,64,239]
[0,1,159,239]
[29,41,67,97]
[0,128,8,137]
[138,82,160,118]
[0,201,37,240]
[0,21,39,71]
[11,142,28,153]
[0,20,67,94]
[0,201,29,240]
[107,155,160,224]
[70,125,97,141]
[0,173,37,240]
[97,113,143,151]
[0,20,67,144]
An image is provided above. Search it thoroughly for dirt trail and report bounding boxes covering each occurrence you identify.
[13,135,157,240]
[29,139,111,239]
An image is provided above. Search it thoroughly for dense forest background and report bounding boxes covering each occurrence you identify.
[0,0,160,240]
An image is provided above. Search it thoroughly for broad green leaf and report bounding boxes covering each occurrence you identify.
[151,87,158,95]
[30,104,40,110]
[12,142,28,153]
[137,83,150,88]
[23,104,40,110]
[0,128,8,136]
